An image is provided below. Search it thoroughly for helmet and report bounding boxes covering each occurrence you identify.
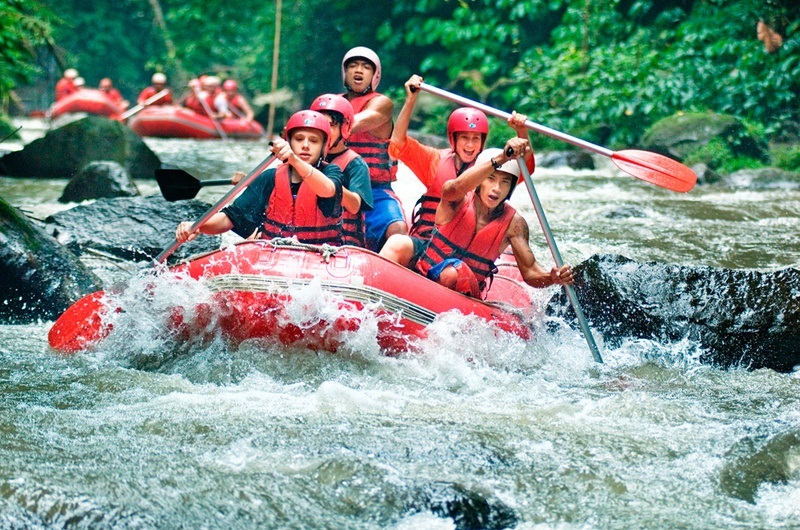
[310,93,354,141]
[476,148,522,199]
[64,68,78,79]
[73,77,85,87]
[152,73,167,84]
[341,46,381,91]
[223,79,238,91]
[447,107,489,151]
[284,110,333,156]
[203,75,221,88]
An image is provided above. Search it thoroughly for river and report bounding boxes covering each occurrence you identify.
[1,127,799,529]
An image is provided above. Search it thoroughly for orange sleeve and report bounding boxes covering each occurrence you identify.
[388,136,441,189]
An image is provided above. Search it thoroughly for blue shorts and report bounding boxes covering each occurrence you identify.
[364,187,405,252]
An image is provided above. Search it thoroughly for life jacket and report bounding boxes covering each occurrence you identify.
[416,191,516,295]
[409,149,474,240]
[346,92,397,185]
[184,94,203,114]
[330,149,366,247]
[55,79,76,101]
[227,94,247,115]
[260,164,342,245]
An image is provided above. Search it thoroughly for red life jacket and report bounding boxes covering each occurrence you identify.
[416,191,516,293]
[227,94,247,115]
[409,149,475,240]
[260,164,342,245]
[346,92,397,185]
[330,149,366,247]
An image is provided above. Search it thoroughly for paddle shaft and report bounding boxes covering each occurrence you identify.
[0,126,22,143]
[418,83,613,157]
[119,89,170,120]
[193,85,229,140]
[154,153,275,263]
[516,157,603,363]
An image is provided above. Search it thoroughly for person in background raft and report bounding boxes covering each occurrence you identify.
[311,93,373,247]
[99,78,129,110]
[73,77,85,90]
[390,74,535,244]
[341,46,406,252]
[380,138,573,298]
[222,80,255,122]
[137,73,173,106]
[55,68,79,101]
[175,110,344,246]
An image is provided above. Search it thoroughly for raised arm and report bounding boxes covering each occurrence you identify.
[390,75,423,150]
[271,138,337,198]
[350,94,393,137]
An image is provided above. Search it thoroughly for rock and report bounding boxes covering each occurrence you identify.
[536,150,595,170]
[719,167,800,190]
[547,254,800,372]
[640,112,769,165]
[0,196,102,324]
[691,163,721,185]
[45,195,222,264]
[59,161,140,203]
[0,116,160,180]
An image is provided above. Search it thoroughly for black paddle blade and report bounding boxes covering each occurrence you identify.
[155,168,203,201]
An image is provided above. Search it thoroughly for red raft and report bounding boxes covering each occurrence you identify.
[49,89,124,119]
[48,240,535,354]
[128,105,265,139]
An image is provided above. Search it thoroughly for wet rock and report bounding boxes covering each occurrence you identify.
[59,161,140,203]
[691,163,721,185]
[0,196,102,324]
[0,116,160,180]
[719,167,800,190]
[603,206,647,219]
[536,150,595,170]
[547,254,800,372]
[719,429,800,503]
[45,195,222,264]
[640,112,769,164]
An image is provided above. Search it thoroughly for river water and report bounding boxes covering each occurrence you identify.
[1,128,799,529]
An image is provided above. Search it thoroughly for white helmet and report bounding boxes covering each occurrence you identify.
[152,72,167,84]
[341,46,381,91]
[73,77,85,87]
[477,148,521,179]
[64,68,78,79]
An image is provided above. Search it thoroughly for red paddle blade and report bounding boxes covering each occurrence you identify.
[611,149,697,193]
[48,291,113,353]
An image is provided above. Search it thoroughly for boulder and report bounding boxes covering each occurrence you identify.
[0,196,102,324]
[0,116,160,180]
[640,112,769,165]
[59,161,140,203]
[547,254,800,372]
[536,150,595,170]
[45,195,222,264]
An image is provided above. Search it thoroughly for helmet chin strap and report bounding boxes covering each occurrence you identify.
[344,82,373,96]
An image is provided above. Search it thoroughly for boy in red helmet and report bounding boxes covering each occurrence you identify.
[381,74,534,268]
[382,137,573,298]
[175,110,344,246]
[310,93,373,247]
[341,46,406,252]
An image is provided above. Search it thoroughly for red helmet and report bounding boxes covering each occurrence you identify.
[310,93,354,141]
[284,110,333,156]
[222,80,238,91]
[341,46,382,91]
[447,107,489,151]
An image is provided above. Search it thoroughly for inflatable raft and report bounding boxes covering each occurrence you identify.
[128,105,265,139]
[49,89,124,119]
[48,240,535,354]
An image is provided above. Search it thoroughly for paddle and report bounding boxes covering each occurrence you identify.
[155,168,231,201]
[415,82,696,193]
[117,88,170,121]
[515,156,604,363]
[193,85,229,140]
[48,151,277,353]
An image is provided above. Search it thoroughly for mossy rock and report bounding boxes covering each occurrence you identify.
[0,115,160,180]
[640,112,769,169]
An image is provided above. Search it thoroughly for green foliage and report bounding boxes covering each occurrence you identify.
[0,0,54,102]
[770,145,800,172]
